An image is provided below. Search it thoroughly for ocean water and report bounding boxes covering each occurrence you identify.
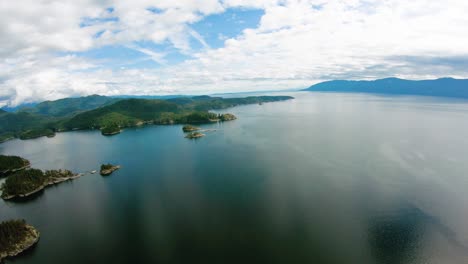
[1,92,468,264]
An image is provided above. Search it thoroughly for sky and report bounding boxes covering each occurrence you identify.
[1,0,468,106]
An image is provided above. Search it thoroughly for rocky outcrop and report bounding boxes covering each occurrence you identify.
[100,164,120,176]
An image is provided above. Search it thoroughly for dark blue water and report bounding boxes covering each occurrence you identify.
[1,92,468,263]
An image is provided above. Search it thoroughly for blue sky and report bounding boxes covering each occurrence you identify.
[191,8,264,49]
[68,8,264,71]
[1,0,468,106]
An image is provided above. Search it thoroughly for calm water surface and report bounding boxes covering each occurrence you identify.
[1,92,468,264]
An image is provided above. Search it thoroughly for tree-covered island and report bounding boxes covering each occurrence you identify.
[100,164,120,176]
[0,219,40,262]
[1,168,79,200]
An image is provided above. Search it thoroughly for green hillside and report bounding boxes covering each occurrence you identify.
[0,111,56,141]
[18,95,121,117]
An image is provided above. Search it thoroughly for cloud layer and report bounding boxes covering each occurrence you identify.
[1,0,468,106]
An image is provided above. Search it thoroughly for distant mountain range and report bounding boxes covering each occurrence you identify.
[304,78,468,98]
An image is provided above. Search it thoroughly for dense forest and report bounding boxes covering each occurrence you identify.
[0,220,30,253]
[1,169,74,198]
[0,95,293,142]
[0,110,57,141]
[0,155,30,173]
[1,169,45,197]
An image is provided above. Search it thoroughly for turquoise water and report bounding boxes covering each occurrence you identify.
[1,92,468,263]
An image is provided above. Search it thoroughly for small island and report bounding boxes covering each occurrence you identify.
[185,132,205,139]
[182,125,200,132]
[1,169,80,200]
[0,219,40,262]
[0,155,30,176]
[100,164,120,176]
[219,113,237,121]
[101,124,121,136]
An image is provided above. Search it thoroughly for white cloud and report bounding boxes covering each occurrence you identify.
[1,0,468,106]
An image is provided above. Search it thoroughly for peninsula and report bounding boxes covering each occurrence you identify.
[0,219,40,262]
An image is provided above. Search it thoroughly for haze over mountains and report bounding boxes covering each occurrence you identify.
[304,78,468,98]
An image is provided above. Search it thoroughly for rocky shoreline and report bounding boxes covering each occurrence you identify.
[0,225,40,263]
[100,165,121,176]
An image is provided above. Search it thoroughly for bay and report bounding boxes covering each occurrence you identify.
[1,92,468,263]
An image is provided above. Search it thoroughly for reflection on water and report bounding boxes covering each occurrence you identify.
[1,92,468,263]
[369,205,426,264]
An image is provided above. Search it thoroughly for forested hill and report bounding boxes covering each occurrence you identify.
[0,111,56,142]
[304,78,468,98]
[17,95,121,117]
